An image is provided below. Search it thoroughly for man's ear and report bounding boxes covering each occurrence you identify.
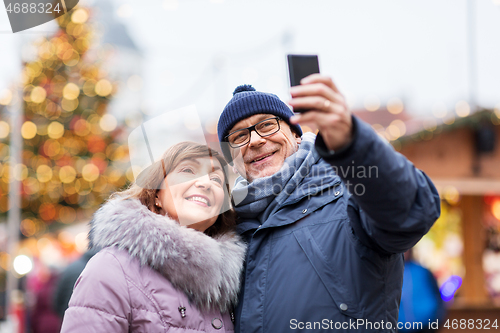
[294,132,302,145]
[232,165,238,174]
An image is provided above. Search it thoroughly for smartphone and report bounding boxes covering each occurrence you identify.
[287,54,320,112]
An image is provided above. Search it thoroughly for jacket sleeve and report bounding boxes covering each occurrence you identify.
[60,250,131,332]
[315,115,441,254]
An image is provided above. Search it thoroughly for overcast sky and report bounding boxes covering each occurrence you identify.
[1,0,500,124]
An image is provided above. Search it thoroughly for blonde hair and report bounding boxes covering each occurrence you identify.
[114,141,236,237]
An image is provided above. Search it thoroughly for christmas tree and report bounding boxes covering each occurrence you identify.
[0,7,130,238]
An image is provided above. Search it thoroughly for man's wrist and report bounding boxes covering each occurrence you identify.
[315,115,358,158]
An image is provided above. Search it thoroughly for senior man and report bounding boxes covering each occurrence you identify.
[217,74,440,333]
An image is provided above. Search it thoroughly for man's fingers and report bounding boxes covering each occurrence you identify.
[290,111,343,128]
[289,96,345,113]
[289,96,329,113]
[288,73,353,151]
[300,74,340,93]
[290,82,338,101]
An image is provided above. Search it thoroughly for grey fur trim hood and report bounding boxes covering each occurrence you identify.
[88,198,246,312]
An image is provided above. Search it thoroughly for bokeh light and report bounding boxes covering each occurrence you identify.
[59,166,77,184]
[440,275,462,302]
[95,79,113,96]
[21,219,37,237]
[30,86,46,103]
[62,98,79,111]
[63,83,80,100]
[75,232,89,253]
[494,103,500,118]
[385,119,407,140]
[443,186,460,205]
[23,177,40,195]
[71,8,89,24]
[47,121,65,139]
[83,80,96,97]
[39,203,57,221]
[21,121,37,139]
[74,119,90,136]
[391,119,406,136]
[59,206,76,224]
[0,121,10,139]
[0,253,10,270]
[100,114,117,132]
[82,164,100,182]
[36,165,53,183]
[387,98,404,114]
[492,199,500,221]
[13,255,33,275]
[455,100,470,117]
[13,164,28,181]
[43,140,61,157]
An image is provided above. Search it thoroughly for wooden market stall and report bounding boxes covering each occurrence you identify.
[394,109,500,328]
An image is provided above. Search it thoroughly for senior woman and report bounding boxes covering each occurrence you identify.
[60,142,246,332]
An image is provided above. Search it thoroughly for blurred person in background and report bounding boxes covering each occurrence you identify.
[60,142,246,332]
[52,248,99,318]
[27,264,61,333]
[398,249,446,333]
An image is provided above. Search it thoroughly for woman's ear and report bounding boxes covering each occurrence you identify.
[155,192,162,208]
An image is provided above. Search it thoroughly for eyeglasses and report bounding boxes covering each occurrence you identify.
[224,117,281,148]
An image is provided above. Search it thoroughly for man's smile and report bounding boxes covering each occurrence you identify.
[250,151,278,164]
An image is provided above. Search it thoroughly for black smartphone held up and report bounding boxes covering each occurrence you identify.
[287,54,320,112]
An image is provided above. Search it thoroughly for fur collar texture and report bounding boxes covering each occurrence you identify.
[89,198,246,312]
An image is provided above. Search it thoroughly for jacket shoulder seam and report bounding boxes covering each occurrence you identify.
[68,305,128,320]
[102,249,134,313]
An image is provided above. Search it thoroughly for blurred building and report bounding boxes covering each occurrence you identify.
[359,107,500,330]
[92,0,144,125]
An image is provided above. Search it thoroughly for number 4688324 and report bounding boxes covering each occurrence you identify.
[6,2,62,14]
[444,319,498,330]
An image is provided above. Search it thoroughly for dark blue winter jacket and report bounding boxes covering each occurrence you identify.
[234,116,441,333]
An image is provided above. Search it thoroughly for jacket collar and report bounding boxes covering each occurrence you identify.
[282,159,340,205]
[89,198,246,312]
[235,159,343,234]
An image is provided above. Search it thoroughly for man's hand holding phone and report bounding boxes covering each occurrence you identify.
[289,74,353,152]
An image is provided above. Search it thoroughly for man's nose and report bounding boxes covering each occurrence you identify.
[248,130,266,147]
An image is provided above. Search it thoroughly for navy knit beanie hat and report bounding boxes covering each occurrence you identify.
[217,85,302,162]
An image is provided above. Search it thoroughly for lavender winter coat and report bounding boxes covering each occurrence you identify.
[60,199,246,333]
